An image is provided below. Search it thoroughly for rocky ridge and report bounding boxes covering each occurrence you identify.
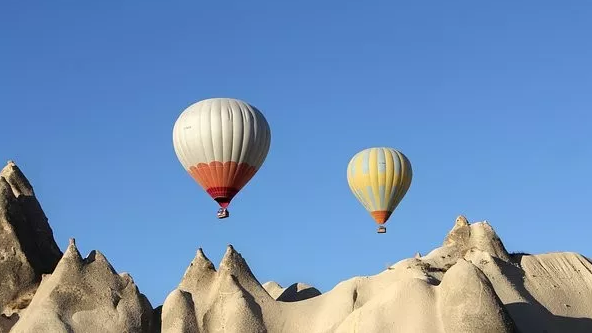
[1,161,591,333]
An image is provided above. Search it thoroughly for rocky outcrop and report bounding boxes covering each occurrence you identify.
[262,281,284,299]
[2,160,592,333]
[443,215,510,261]
[0,162,62,331]
[163,245,271,333]
[10,239,155,333]
[437,259,515,333]
[262,282,321,302]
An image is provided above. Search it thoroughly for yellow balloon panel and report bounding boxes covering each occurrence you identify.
[347,147,412,224]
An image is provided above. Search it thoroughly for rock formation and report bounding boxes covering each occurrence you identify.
[2,160,592,333]
[0,161,62,332]
[9,239,155,333]
[262,282,321,302]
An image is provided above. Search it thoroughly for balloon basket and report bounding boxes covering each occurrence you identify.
[377,226,386,234]
[217,208,230,219]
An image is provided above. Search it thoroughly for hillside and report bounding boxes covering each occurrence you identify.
[1,161,591,333]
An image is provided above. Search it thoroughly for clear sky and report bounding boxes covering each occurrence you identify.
[2,1,591,306]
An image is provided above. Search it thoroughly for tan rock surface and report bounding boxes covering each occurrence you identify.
[3,161,592,333]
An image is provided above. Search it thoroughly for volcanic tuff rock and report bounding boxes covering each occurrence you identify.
[0,161,62,332]
[262,282,321,302]
[2,160,592,333]
[10,238,155,333]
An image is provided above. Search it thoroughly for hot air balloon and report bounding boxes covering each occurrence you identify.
[346,147,412,233]
[172,98,271,219]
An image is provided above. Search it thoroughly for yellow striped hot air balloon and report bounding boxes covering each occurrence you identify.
[347,147,412,233]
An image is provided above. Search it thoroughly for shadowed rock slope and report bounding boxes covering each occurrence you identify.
[262,282,321,302]
[0,162,62,332]
[2,161,592,333]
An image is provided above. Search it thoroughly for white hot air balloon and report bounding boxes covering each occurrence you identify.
[172,98,271,219]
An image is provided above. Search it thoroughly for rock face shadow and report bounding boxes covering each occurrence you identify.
[498,255,592,333]
[506,303,592,333]
[0,314,19,333]
[276,283,321,302]
[12,195,62,275]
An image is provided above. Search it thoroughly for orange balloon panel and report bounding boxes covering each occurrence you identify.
[370,211,392,225]
[187,161,257,208]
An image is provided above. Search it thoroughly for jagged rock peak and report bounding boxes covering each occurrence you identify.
[0,161,63,330]
[178,248,217,291]
[118,272,135,285]
[220,244,244,269]
[58,243,120,279]
[83,250,121,278]
[224,243,236,255]
[219,244,261,282]
[10,238,155,333]
[443,215,510,261]
[277,283,322,302]
[444,215,471,247]
[456,215,469,227]
[1,161,33,198]
[263,281,282,289]
[63,238,82,261]
[194,247,215,271]
[86,249,110,264]
[262,281,285,299]
[0,160,62,272]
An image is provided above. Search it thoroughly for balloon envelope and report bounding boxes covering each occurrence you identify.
[346,147,412,224]
[172,98,271,208]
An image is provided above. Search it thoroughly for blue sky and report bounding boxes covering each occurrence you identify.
[2,1,591,306]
